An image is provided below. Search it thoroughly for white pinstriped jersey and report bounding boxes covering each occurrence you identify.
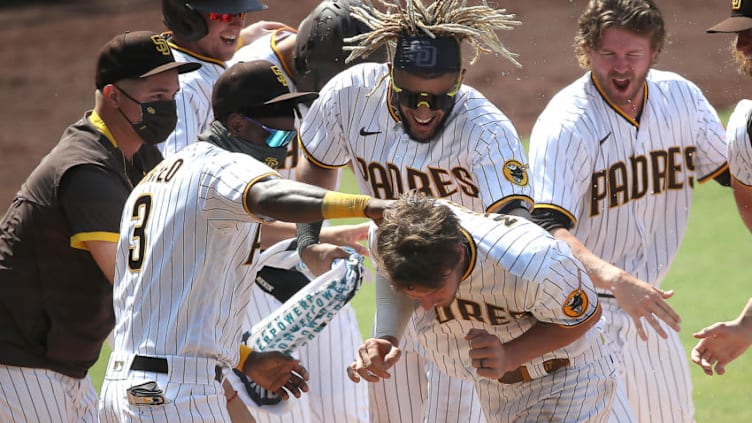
[408,201,605,381]
[725,99,752,184]
[529,70,728,288]
[111,141,278,367]
[158,43,226,157]
[300,62,533,212]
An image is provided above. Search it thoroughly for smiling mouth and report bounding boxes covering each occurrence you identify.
[414,116,433,125]
[612,77,630,92]
[220,34,237,44]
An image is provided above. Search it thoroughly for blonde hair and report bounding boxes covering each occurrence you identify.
[344,0,522,68]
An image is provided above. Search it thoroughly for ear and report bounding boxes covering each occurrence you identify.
[102,84,120,107]
[226,113,246,136]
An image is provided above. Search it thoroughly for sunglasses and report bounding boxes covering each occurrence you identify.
[390,69,462,111]
[243,116,297,148]
[207,12,247,22]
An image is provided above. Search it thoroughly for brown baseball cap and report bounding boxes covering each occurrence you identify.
[212,60,319,121]
[95,31,200,90]
[707,0,752,33]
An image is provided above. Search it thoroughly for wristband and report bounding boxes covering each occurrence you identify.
[296,221,323,258]
[236,344,253,372]
[321,192,371,219]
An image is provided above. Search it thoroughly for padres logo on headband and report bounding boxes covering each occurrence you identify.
[502,160,529,186]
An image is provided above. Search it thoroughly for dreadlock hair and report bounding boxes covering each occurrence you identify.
[344,0,522,68]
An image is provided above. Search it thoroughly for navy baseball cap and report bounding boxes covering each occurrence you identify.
[212,60,319,120]
[95,31,200,90]
[707,0,752,33]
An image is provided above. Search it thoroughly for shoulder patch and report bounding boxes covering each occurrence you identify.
[502,160,529,186]
[562,288,589,318]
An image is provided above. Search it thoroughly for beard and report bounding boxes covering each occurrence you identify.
[396,102,456,144]
[732,47,752,78]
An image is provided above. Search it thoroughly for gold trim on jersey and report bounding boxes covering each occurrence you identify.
[732,174,752,188]
[458,227,476,281]
[241,172,283,219]
[270,27,298,84]
[562,269,589,318]
[590,73,646,128]
[298,139,346,170]
[70,231,119,250]
[533,203,577,226]
[89,110,118,149]
[698,162,730,184]
[486,195,534,214]
[167,41,226,67]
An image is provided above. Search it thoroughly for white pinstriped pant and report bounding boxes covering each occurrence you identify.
[0,364,98,423]
[98,353,229,423]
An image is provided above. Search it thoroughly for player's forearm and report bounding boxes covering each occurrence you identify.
[373,272,415,341]
[504,305,602,367]
[737,298,752,333]
[550,228,623,292]
[732,177,752,235]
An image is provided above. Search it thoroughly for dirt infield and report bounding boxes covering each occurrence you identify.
[0,0,749,206]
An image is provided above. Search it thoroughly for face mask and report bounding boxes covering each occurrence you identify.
[116,86,178,145]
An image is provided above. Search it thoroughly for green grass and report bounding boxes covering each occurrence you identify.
[91,148,752,421]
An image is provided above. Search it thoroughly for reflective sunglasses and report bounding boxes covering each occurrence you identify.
[243,116,297,148]
[390,69,462,111]
[207,12,247,22]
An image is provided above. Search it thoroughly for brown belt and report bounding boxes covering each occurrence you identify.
[498,358,570,384]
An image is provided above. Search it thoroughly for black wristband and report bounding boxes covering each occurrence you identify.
[296,221,323,258]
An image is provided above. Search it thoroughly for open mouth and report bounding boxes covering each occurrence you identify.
[612,77,631,93]
[220,33,237,45]
[414,115,434,125]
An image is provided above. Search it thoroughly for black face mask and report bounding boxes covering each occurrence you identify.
[116,86,178,145]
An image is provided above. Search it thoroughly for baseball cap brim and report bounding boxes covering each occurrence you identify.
[707,16,752,33]
[264,92,319,106]
[141,61,201,78]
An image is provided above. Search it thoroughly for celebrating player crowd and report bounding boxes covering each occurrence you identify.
[0,0,751,422]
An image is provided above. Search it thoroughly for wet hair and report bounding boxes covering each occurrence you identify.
[376,191,464,290]
[344,0,522,68]
[574,0,666,69]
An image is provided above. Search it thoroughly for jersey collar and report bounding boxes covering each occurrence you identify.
[167,40,226,67]
[458,227,476,281]
[590,72,647,128]
[88,110,118,149]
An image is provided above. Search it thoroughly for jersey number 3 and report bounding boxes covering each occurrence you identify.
[128,195,152,271]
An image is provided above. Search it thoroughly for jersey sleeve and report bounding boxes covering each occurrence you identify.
[726,100,752,185]
[298,77,353,169]
[689,81,728,182]
[529,241,599,327]
[475,121,534,212]
[58,164,128,249]
[528,118,592,224]
[200,153,280,223]
[159,74,213,158]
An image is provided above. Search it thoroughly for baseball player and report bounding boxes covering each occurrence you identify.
[0,31,198,423]
[349,191,616,423]
[527,1,730,422]
[691,1,752,377]
[227,2,386,422]
[158,0,273,158]
[294,1,532,421]
[97,60,392,423]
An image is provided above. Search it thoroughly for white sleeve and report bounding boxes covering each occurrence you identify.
[727,100,752,185]
[529,117,593,222]
[689,81,728,181]
[159,75,213,158]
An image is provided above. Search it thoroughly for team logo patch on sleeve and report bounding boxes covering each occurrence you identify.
[562,288,589,318]
[502,160,529,186]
